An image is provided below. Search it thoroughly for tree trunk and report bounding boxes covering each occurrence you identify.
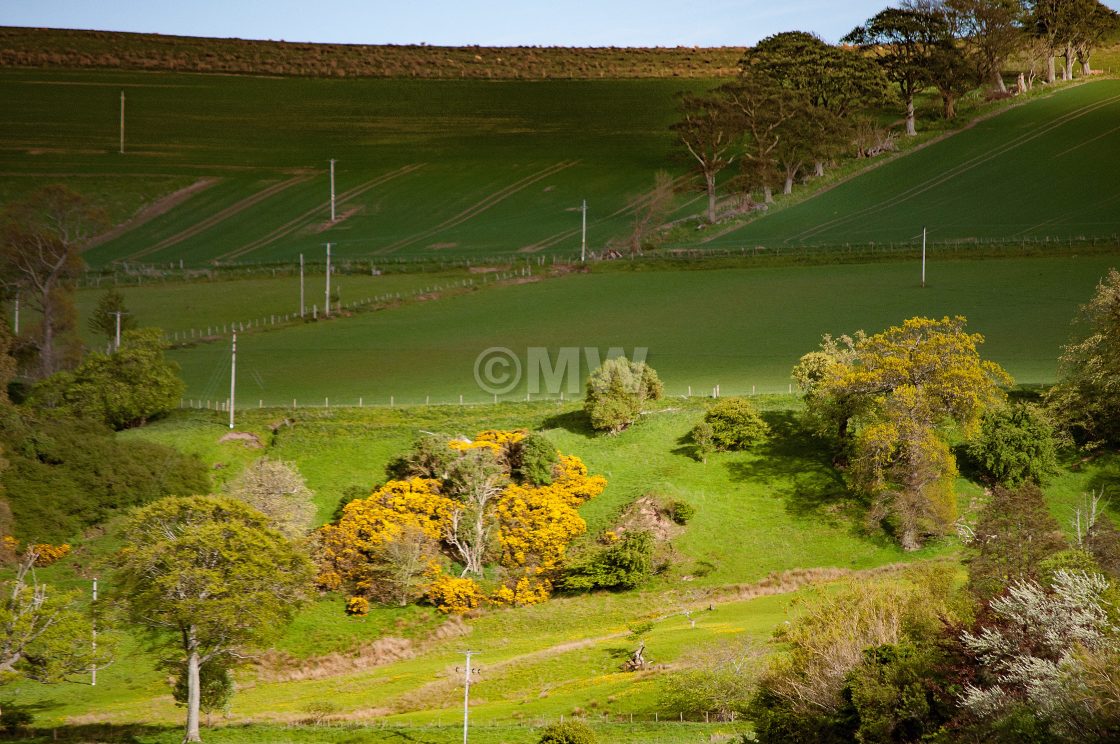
[184,627,202,742]
[1064,46,1074,80]
[814,160,824,177]
[705,172,717,224]
[763,186,774,204]
[1082,58,1091,76]
[993,70,1007,93]
[783,175,794,195]
[39,290,55,377]
[905,96,916,137]
[943,94,956,120]
[1046,55,1056,84]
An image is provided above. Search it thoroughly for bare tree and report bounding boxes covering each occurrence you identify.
[0,185,105,377]
[445,448,506,576]
[672,90,739,224]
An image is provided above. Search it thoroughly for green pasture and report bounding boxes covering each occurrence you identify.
[0,68,708,266]
[9,397,1119,733]
[706,80,1120,249]
[159,254,1120,406]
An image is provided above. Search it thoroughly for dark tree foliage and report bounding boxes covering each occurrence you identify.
[696,397,770,452]
[513,433,559,486]
[87,288,136,344]
[561,531,654,592]
[967,483,1066,599]
[0,414,209,542]
[966,403,1059,486]
[385,432,456,482]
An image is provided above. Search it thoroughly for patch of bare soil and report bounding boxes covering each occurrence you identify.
[426,242,459,250]
[219,431,262,448]
[613,495,680,542]
[84,177,219,250]
[309,206,362,233]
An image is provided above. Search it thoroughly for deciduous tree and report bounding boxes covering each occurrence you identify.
[1047,268,1120,447]
[798,316,1010,549]
[0,185,105,377]
[29,327,185,429]
[116,496,312,743]
[672,90,739,223]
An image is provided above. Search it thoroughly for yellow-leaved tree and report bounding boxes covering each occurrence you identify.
[794,316,1010,549]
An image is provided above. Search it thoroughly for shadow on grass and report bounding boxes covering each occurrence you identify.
[541,408,596,437]
[1088,453,1120,496]
[724,411,855,523]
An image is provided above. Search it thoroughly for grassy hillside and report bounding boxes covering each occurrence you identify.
[704,80,1120,249]
[8,400,1118,738]
[154,254,1120,406]
[0,27,745,80]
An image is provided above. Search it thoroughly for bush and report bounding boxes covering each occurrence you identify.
[0,707,33,734]
[692,420,715,463]
[562,531,654,591]
[697,397,769,451]
[584,357,663,434]
[515,433,559,485]
[966,404,1058,486]
[0,414,209,542]
[171,660,234,721]
[667,500,695,525]
[28,328,184,430]
[538,720,597,744]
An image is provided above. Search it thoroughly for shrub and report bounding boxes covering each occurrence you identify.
[584,357,662,434]
[515,433,559,485]
[424,572,486,614]
[538,720,597,744]
[226,457,315,539]
[346,596,370,616]
[0,707,33,734]
[698,397,769,451]
[966,404,1059,486]
[692,420,716,463]
[562,530,654,591]
[28,328,184,430]
[666,500,695,525]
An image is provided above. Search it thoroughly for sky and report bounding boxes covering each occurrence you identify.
[0,0,917,47]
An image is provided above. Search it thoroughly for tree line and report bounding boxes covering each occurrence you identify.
[674,0,1120,225]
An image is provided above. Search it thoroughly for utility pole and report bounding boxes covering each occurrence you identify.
[324,243,332,317]
[12,292,18,334]
[329,159,337,222]
[299,253,305,317]
[580,199,587,263]
[461,650,479,744]
[119,91,125,155]
[921,226,927,288]
[91,577,98,686]
[229,332,237,429]
[112,310,125,350]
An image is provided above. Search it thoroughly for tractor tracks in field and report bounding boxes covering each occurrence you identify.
[123,173,315,261]
[84,177,220,252]
[215,163,426,262]
[374,160,579,255]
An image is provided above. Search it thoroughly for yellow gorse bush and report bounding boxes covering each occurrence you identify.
[317,431,605,613]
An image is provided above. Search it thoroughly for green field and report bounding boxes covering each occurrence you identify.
[0,67,707,267]
[5,68,1120,271]
[706,80,1120,249]
[156,254,1120,406]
